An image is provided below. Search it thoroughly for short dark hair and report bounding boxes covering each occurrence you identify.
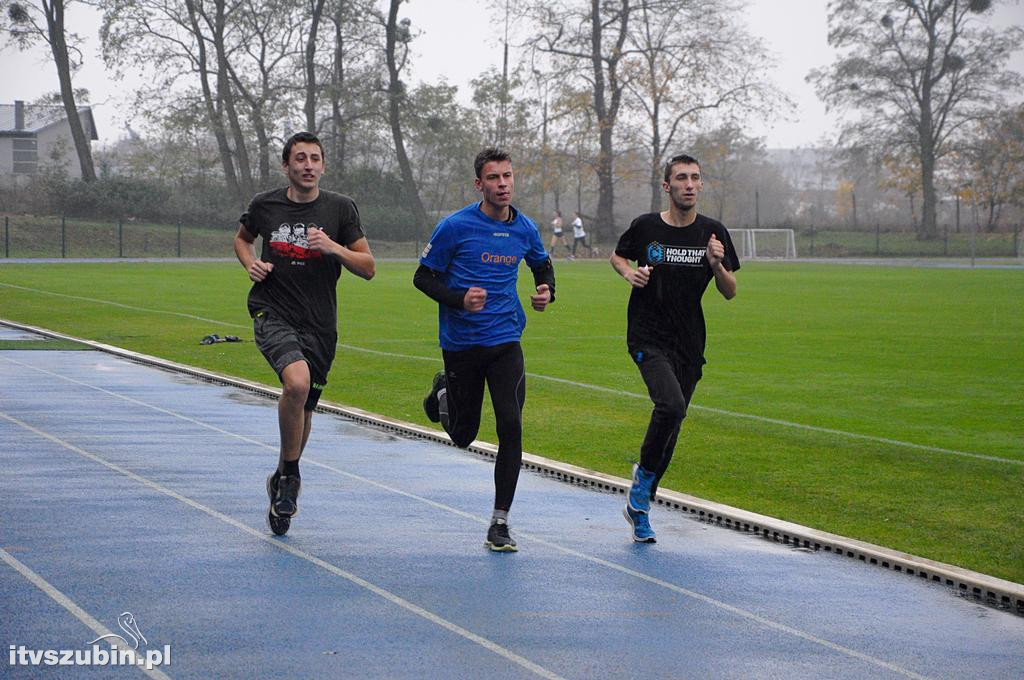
[663,153,700,182]
[474,147,512,178]
[282,131,324,164]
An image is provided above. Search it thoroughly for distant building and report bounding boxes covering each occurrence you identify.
[0,100,98,181]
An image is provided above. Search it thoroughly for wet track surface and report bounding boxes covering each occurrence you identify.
[1,332,1022,679]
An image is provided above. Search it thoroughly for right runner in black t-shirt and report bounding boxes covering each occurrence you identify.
[610,153,740,543]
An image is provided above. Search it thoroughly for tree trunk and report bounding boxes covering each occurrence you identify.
[44,0,95,181]
[330,7,347,180]
[588,0,629,241]
[596,126,615,241]
[920,146,938,238]
[213,0,254,198]
[305,0,327,132]
[385,0,429,231]
[648,130,662,213]
[252,105,271,188]
[185,0,240,202]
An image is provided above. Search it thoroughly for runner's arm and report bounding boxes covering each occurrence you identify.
[414,264,469,309]
[609,252,649,288]
[234,224,273,282]
[335,236,376,280]
[529,257,556,303]
[306,229,375,280]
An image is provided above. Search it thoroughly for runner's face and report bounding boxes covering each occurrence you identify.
[284,142,324,193]
[663,162,703,210]
[475,160,514,210]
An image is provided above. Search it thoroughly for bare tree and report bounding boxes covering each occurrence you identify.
[625,0,784,212]
[226,0,302,187]
[379,0,428,231]
[690,125,767,225]
[321,0,379,181]
[961,104,1024,231]
[102,0,243,199]
[809,0,1023,238]
[201,0,255,198]
[303,0,327,132]
[4,0,97,180]
[524,0,633,240]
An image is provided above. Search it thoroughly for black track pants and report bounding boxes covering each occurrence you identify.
[635,348,701,493]
[441,342,526,511]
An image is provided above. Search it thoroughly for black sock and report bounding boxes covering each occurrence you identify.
[280,459,300,478]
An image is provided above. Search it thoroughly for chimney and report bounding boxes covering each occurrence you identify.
[14,100,25,130]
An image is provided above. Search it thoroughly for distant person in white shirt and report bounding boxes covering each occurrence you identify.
[571,211,594,257]
[550,210,571,256]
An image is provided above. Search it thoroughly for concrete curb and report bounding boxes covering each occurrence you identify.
[3,317,1022,616]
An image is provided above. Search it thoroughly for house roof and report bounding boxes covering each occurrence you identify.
[0,104,98,140]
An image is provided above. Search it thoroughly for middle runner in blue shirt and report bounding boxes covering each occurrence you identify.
[415,147,556,553]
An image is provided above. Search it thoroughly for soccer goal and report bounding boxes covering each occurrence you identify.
[730,228,797,259]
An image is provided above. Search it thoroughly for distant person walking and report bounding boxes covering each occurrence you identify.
[609,153,739,543]
[233,131,376,536]
[550,210,571,257]
[415,147,556,552]
[571,211,594,257]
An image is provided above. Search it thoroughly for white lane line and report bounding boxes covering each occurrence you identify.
[334,347,1019,467]
[0,282,1016,466]
[0,356,932,678]
[0,548,173,680]
[298,460,931,680]
[525,374,1022,467]
[0,411,565,680]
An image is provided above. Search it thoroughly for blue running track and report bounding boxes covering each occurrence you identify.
[1,332,1022,679]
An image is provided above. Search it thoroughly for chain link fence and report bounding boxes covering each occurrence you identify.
[1,214,1021,260]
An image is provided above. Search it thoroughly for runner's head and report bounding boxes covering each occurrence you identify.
[474,148,514,215]
[282,132,325,195]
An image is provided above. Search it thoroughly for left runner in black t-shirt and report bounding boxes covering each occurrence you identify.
[233,131,375,535]
[609,153,739,544]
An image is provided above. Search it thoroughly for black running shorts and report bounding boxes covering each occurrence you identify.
[252,310,337,411]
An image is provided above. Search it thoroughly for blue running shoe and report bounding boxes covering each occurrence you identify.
[623,505,656,543]
[628,463,657,514]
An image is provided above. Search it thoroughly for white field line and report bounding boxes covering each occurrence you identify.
[0,409,565,680]
[0,357,930,680]
[0,547,174,680]
[1,281,1018,467]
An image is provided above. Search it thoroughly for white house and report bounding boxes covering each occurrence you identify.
[0,100,98,181]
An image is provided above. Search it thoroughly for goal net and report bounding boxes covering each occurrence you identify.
[729,229,797,259]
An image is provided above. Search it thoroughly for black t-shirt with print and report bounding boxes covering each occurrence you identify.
[614,212,740,364]
[241,188,364,334]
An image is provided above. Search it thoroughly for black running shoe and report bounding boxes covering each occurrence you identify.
[266,473,291,536]
[485,521,518,552]
[267,472,301,517]
[423,371,445,423]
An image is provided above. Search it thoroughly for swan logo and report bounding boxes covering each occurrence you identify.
[8,612,171,670]
[88,612,147,649]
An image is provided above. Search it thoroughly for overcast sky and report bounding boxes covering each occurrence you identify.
[1,0,1021,150]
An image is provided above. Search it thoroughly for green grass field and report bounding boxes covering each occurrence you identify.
[1,260,1021,583]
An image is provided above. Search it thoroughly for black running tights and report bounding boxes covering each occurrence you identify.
[440,342,526,512]
[636,349,701,493]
